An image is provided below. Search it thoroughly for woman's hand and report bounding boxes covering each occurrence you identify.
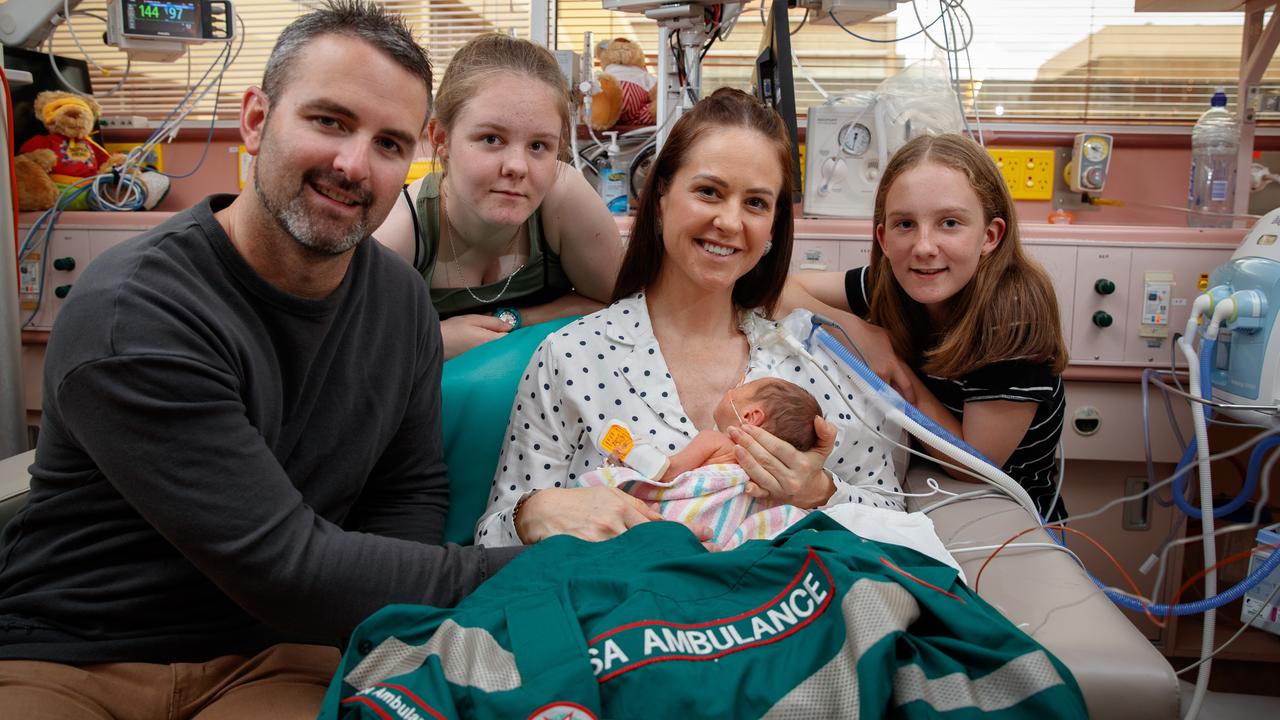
[441,314,512,359]
[729,416,838,509]
[515,486,663,544]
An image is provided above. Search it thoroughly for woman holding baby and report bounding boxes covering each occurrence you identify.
[475,89,904,547]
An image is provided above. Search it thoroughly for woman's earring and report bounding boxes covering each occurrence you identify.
[763,241,773,254]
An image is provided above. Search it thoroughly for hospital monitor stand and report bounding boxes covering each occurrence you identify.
[602,1,739,151]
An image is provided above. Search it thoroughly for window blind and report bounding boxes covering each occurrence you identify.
[36,1,1280,124]
[41,0,530,120]
[554,0,1280,124]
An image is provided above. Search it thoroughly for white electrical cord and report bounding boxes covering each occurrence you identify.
[116,15,244,186]
[1176,577,1280,676]
[45,11,132,98]
[1177,295,1217,720]
[569,101,584,172]
[872,475,959,498]
[947,541,1084,570]
[790,46,829,100]
[922,489,1011,514]
[1059,428,1279,528]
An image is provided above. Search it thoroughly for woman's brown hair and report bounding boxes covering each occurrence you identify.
[867,134,1068,377]
[611,87,795,316]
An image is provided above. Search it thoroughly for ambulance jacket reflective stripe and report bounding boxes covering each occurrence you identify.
[319,515,1087,720]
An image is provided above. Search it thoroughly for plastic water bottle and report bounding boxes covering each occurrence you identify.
[599,131,629,216]
[1187,87,1239,228]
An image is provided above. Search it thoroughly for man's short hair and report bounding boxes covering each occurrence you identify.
[755,379,822,451]
[261,0,432,103]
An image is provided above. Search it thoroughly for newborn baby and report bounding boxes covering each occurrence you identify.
[579,378,821,550]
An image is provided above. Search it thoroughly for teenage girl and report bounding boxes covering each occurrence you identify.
[784,134,1069,520]
[376,33,624,359]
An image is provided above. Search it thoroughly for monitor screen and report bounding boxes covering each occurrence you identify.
[125,1,203,40]
[754,0,802,203]
[2,46,97,150]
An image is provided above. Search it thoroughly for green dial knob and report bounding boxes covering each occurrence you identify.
[54,284,73,299]
[1092,310,1113,328]
[53,257,76,271]
[1094,278,1116,295]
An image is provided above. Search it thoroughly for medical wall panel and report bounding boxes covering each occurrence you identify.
[1071,246,1134,364]
[1024,242,1079,353]
[788,240,842,273]
[1122,247,1233,366]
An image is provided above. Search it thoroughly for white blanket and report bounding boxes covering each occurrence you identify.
[821,503,967,584]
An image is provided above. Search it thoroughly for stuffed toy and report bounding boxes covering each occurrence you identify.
[16,90,125,211]
[589,38,657,131]
[14,149,58,212]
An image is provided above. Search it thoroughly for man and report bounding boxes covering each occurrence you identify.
[0,2,519,717]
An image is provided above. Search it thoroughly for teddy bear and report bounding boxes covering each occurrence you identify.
[589,38,658,132]
[16,90,125,212]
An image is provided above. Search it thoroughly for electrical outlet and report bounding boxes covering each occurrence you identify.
[1123,476,1151,531]
[987,148,1055,201]
[99,116,149,128]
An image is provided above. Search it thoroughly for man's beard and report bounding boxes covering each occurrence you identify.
[255,164,373,256]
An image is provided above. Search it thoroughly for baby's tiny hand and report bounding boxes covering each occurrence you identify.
[689,523,720,552]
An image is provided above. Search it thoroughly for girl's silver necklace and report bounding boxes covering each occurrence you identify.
[441,192,525,305]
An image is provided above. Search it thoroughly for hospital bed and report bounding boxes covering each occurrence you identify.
[0,320,1181,719]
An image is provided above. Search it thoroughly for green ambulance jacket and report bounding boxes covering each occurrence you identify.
[320,515,1086,719]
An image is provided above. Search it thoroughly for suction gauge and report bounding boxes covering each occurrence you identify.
[838,122,871,157]
[1083,137,1109,162]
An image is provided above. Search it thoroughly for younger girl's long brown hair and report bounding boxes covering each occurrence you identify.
[867,134,1068,377]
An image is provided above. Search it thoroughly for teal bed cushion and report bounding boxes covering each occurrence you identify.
[440,317,576,545]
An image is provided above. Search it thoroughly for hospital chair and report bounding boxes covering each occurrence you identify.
[0,319,1181,718]
[905,467,1180,718]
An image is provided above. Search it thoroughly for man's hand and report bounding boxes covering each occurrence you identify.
[515,486,662,544]
[729,416,837,509]
[441,314,512,359]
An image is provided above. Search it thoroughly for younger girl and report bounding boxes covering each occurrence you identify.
[376,34,623,358]
[786,134,1068,520]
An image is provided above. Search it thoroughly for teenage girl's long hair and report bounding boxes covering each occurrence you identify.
[867,134,1068,377]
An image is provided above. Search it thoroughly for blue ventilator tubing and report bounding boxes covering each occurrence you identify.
[1171,338,1262,519]
[806,321,1041,520]
[1109,540,1280,617]
[807,324,997,468]
[1106,336,1279,616]
[808,319,1280,617]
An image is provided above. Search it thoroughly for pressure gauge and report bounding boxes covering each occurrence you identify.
[1083,137,1110,162]
[1068,132,1114,193]
[838,122,871,157]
